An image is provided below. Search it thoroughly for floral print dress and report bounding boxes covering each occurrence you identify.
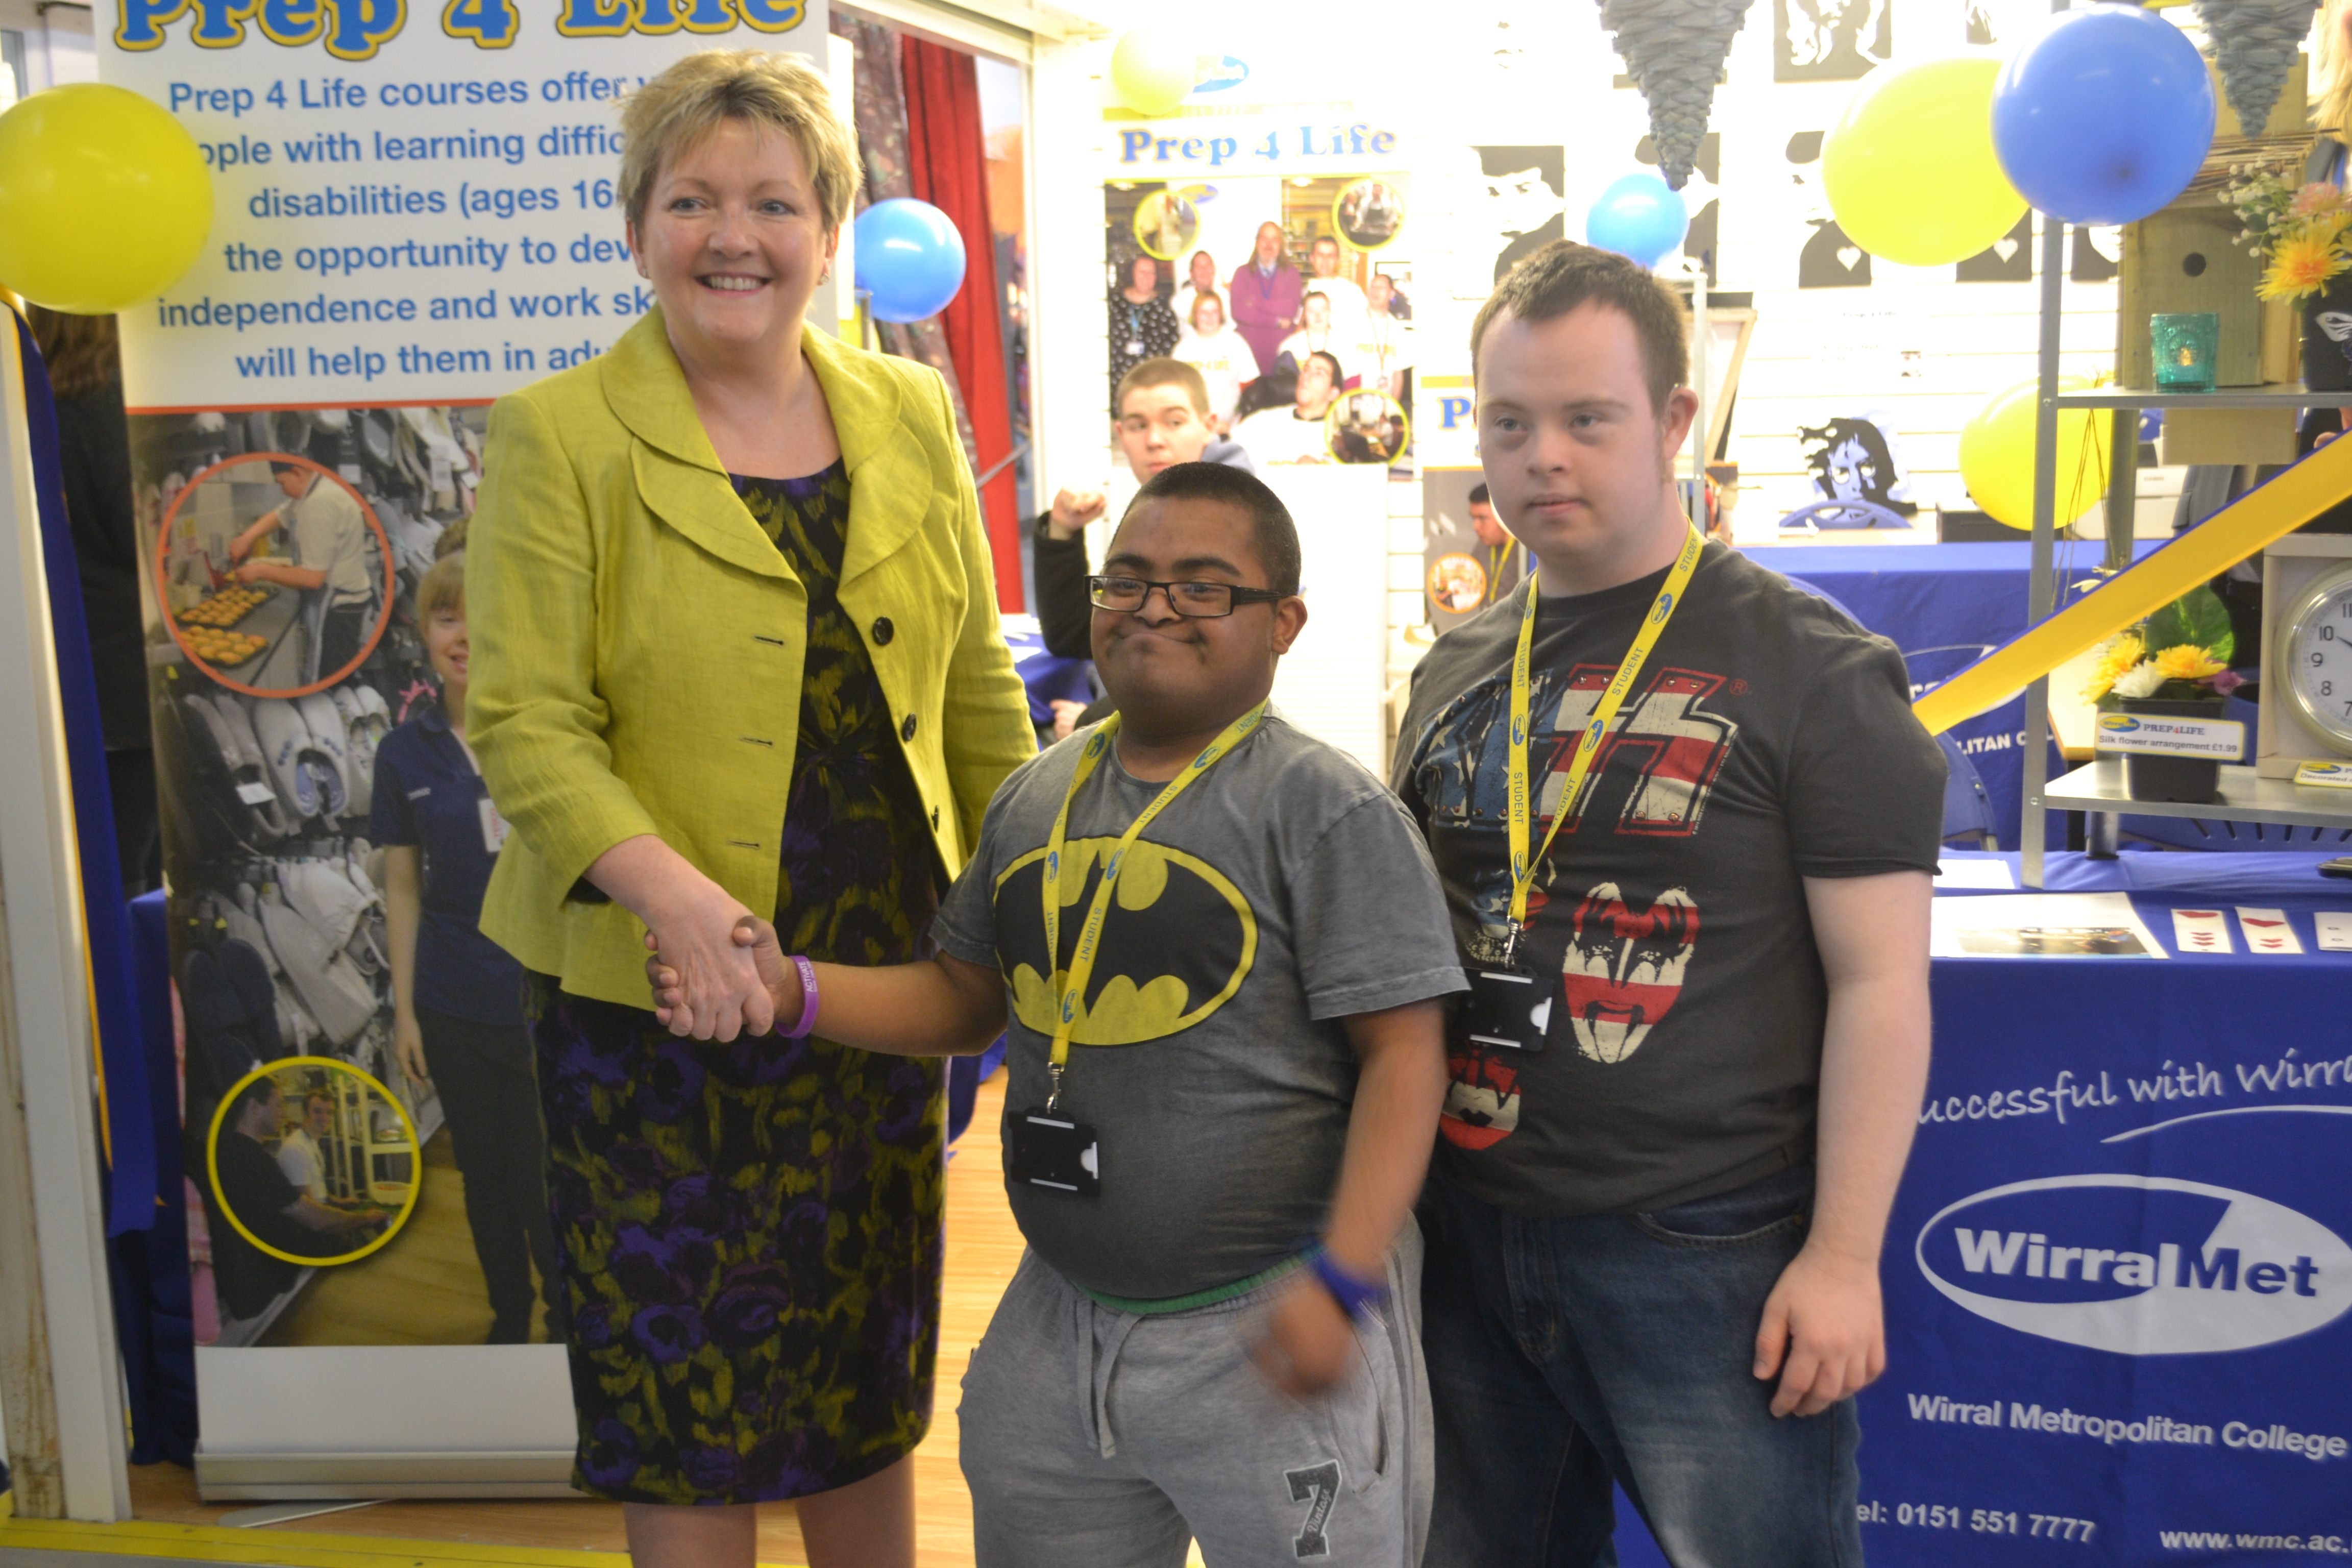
[528,460,947,1504]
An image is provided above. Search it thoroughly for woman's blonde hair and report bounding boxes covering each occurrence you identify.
[619,50,861,234]
[2318,0,2352,136]
[418,551,465,620]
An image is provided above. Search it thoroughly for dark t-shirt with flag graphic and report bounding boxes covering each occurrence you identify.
[1392,542,1945,1218]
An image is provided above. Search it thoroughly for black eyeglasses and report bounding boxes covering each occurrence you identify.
[1087,575,1288,618]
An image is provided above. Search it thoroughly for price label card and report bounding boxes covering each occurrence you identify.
[2293,761,2352,789]
[2315,912,2352,952]
[236,781,280,805]
[2236,907,2305,954]
[2171,909,2232,953]
[2094,713,2245,758]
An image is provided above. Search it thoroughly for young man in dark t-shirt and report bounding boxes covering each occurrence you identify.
[1392,241,1946,1565]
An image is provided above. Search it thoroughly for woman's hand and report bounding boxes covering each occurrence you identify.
[640,877,776,1041]
[647,915,801,1035]
[1049,700,1088,742]
[589,837,775,1041]
[393,1012,431,1088]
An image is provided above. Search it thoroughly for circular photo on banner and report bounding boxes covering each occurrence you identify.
[206,1057,419,1266]
[155,452,394,699]
[1332,177,1407,251]
[1429,552,1489,614]
[1132,187,1203,260]
[1326,390,1410,465]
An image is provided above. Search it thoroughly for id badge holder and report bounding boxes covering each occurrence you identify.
[1451,927,1549,1053]
[1007,1108,1101,1196]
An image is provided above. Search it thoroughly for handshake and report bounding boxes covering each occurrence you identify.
[643,914,802,1039]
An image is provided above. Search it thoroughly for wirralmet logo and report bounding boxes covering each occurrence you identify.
[1916,1175,2352,1354]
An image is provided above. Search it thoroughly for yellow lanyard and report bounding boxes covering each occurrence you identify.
[1039,701,1268,1109]
[1503,527,1704,959]
[1482,544,1510,606]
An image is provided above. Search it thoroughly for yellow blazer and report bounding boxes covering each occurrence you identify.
[467,309,1034,1009]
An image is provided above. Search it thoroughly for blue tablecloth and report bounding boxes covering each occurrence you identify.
[1857,852,2351,1564]
[1745,543,2162,851]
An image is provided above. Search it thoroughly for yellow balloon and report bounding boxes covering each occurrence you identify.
[1823,56,2024,268]
[1111,28,1197,117]
[1958,376,2115,530]
[0,84,212,315]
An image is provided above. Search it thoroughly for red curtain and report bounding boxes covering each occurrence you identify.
[900,37,1020,612]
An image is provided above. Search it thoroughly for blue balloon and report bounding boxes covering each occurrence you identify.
[853,198,968,323]
[1991,3,2214,227]
[1584,175,1688,270]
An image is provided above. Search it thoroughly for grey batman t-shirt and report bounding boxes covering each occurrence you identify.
[931,712,1465,1301]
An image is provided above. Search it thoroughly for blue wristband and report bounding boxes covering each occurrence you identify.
[1307,1249,1389,1321]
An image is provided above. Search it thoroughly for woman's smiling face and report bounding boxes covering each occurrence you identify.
[629,117,836,366]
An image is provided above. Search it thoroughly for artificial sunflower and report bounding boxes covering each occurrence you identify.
[2153,644,2228,682]
[2258,219,2352,301]
[2080,633,2145,701]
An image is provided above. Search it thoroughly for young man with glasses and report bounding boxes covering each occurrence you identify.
[1393,241,1944,1564]
[648,461,1463,1566]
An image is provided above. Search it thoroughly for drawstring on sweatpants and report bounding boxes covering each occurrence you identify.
[1071,1291,1144,1459]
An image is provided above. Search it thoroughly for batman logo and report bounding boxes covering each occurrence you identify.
[994,837,1257,1045]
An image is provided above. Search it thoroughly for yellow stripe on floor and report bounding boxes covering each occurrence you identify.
[0,1519,805,1568]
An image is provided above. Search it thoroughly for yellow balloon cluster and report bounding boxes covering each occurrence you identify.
[0,84,213,315]
[1958,376,2115,531]
[1823,57,2024,269]
[1111,29,1198,117]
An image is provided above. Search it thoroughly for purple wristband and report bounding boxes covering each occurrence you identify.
[780,955,820,1039]
[1308,1249,1389,1321]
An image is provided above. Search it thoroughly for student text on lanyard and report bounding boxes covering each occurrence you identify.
[1499,526,1703,966]
[1038,702,1268,1111]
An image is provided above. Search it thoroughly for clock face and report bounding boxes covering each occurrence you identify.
[2280,564,2352,754]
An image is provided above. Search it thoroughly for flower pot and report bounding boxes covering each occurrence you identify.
[2107,697,2226,805]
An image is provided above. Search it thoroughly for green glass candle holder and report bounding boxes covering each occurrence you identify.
[2150,311,2220,392]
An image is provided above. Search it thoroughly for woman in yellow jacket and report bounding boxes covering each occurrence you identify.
[465,52,1031,1568]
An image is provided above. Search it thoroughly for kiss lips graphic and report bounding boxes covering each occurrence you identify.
[1560,883,1699,1064]
[1441,1048,1521,1150]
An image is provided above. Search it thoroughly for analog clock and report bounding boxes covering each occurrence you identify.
[2277,560,2352,756]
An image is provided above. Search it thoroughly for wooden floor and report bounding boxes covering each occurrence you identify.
[263,1129,561,1348]
[132,1075,1027,1568]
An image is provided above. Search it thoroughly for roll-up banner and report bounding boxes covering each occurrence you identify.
[94,0,835,1497]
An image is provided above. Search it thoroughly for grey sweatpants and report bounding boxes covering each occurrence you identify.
[959,1223,1431,1567]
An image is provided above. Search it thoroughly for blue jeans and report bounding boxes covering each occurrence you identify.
[1418,1163,1861,1568]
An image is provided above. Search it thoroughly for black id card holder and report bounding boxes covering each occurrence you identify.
[1007,1109,1101,1196]
[1453,962,1549,1053]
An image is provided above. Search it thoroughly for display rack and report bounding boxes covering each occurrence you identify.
[2016,252,2352,884]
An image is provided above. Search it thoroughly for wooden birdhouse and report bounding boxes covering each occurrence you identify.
[2118,54,2308,392]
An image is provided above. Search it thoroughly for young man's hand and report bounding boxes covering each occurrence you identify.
[645,915,800,1036]
[1753,1242,1886,1418]
[1047,488,1107,541]
[1251,1277,1357,1399]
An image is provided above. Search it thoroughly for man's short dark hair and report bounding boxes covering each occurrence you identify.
[230,1073,281,1126]
[1469,483,1491,506]
[1304,350,1343,387]
[268,460,305,477]
[1470,240,1688,412]
[1117,461,1301,598]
